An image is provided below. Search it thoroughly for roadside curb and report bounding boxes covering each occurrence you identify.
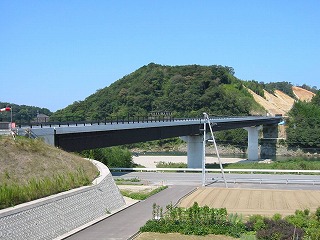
[128,185,197,240]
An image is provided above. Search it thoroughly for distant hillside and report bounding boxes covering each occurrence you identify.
[49,63,317,120]
[51,63,265,121]
[247,86,315,116]
[0,102,52,123]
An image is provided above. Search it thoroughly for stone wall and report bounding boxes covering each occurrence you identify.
[0,160,125,240]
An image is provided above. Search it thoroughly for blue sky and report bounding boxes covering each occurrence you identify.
[1,1,319,112]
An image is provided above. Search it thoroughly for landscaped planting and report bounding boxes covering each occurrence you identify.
[140,202,320,239]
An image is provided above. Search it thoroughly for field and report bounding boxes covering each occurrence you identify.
[179,187,320,217]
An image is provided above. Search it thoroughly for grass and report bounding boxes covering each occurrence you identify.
[225,158,320,171]
[114,177,142,185]
[136,232,236,240]
[120,186,168,200]
[156,161,187,168]
[153,158,320,173]
[0,135,99,209]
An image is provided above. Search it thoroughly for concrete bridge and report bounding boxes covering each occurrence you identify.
[16,116,282,168]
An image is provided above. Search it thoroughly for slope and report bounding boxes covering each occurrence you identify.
[248,86,315,116]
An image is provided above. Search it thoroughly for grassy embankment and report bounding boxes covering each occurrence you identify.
[156,158,320,172]
[0,135,99,209]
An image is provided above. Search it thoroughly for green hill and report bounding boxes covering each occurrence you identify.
[51,63,265,121]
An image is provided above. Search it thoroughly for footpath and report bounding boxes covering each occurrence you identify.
[63,185,195,240]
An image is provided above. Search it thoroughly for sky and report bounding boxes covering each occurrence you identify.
[1,1,319,112]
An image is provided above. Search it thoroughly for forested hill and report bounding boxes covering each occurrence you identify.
[52,63,265,121]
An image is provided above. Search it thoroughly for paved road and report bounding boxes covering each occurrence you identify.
[112,172,320,190]
[64,185,195,240]
[64,172,318,239]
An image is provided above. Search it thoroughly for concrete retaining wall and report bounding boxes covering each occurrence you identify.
[0,160,125,240]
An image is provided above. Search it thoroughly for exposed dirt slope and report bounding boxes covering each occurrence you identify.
[248,86,315,116]
[292,86,315,101]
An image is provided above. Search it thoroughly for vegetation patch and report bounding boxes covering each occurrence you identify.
[0,136,98,209]
[80,146,135,168]
[120,186,168,200]
[136,232,236,240]
[140,202,320,239]
[0,168,90,209]
[223,158,320,172]
[156,161,187,168]
[141,202,246,238]
[114,177,143,185]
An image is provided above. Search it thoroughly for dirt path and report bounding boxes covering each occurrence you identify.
[179,187,320,217]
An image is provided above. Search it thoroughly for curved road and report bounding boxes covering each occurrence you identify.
[64,185,195,240]
[64,172,319,239]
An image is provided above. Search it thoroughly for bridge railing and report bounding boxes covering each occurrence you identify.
[15,115,280,128]
[16,115,177,128]
[110,167,320,175]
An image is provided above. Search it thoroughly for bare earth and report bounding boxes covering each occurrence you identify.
[292,86,315,101]
[247,86,315,116]
[179,187,320,217]
[133,155,244,168]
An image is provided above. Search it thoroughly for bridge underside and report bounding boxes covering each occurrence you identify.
[54,117,281,152]
[55,125,200,152]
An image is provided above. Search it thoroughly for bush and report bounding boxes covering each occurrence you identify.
[141,202,246,237]
[80,146,134,167]
[256,219,304,240]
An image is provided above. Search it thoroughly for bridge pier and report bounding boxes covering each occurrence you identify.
[244,126,262,161]
[260,124,279,158]
[181,135,203,168]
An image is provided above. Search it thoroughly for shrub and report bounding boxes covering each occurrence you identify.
[256,219,304,240]
[141,202,246,238]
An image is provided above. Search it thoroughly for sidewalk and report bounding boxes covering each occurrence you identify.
[55,197,139,240]
[63,185,195,240]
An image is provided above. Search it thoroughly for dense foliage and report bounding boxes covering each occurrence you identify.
[141,202,320,239]
[286,91,320,151]
[51,63,264,121]
[243,81,296,99]
[141,202,246,237]
[242,80,265,97]
[80,147,134,168]
[0,102,52,123]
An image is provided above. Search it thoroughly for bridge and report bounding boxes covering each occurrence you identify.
[16,115,282,168]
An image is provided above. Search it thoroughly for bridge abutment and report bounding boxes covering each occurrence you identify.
[181,135,203,168]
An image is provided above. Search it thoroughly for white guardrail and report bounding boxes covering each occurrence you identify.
[110,168,320,174]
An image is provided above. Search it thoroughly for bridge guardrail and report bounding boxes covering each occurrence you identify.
[110,167,320,175]
[211,177,320,185]
[15,115,282,128]
[16,115,177,128]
